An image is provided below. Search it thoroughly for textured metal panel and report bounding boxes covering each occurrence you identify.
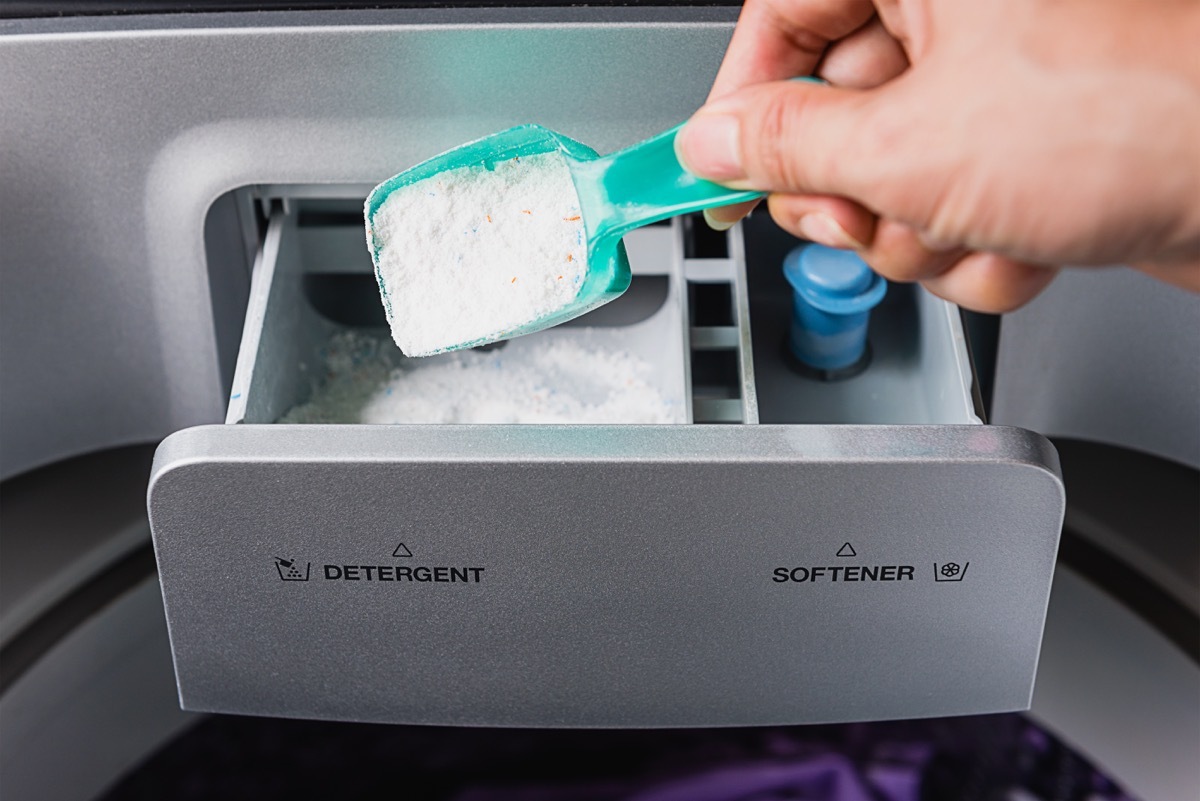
[993,268,1200,469]
[0,445,154,647]
[0,7,739,479]
[1031,569,1200,801]
[149,424,1063,726]
[0,577,198,801]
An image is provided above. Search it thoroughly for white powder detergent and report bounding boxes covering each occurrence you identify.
[280,331,683,425]
[368,151,588,357]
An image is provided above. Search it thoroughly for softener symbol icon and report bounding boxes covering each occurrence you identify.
[934,562,969,582]
[275,557,311,582]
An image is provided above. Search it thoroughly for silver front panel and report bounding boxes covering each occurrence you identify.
[149,425,1063,726]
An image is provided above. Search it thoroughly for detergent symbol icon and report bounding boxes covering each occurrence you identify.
[275,557,311,582]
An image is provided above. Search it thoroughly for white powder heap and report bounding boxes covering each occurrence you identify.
[277,334,399,424]
[279,331,682,425]
[367,151,589,357]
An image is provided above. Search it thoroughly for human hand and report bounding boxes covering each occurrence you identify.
[676,0,1200,311]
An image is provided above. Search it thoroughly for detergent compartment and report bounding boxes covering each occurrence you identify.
[226,200,701,427]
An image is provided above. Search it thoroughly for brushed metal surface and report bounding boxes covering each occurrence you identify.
[0,577,198,801]
[1032,568,1200,801]
[149,424,1063,726]
[994,268,1200,470]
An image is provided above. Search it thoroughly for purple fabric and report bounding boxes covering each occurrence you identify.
[453,752,916,801]
[454,784,629,801]
[623,756,879,801]
[866,764,922,801]
[99,710,1142,801]
[445,715,1137,801]
[864,741,931,801]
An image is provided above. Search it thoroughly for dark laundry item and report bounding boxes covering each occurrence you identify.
[623,756,878,801]
[102,714,1140,801]
[454,756,884,801]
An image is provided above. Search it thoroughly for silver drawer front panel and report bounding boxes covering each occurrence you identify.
[149,424,1063,726]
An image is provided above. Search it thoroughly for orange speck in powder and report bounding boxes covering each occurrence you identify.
[564,215,581,221]
[521,210,532,215]
[566,254,573,262]
[511,277,517,283]
[486,215,492,223]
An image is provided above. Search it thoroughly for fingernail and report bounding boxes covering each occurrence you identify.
[676,114,744,181]
[797,213,866,250]
[703,208,735,231]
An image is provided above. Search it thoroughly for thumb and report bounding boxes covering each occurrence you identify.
[676,79,893,200]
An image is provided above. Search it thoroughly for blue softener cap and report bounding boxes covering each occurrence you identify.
[783,244,887,372]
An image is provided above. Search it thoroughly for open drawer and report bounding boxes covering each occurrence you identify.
[149,194,1063,727]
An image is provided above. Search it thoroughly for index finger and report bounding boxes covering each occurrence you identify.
[710,0,877,100]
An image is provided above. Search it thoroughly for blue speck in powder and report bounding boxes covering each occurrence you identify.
[230,393,241,400]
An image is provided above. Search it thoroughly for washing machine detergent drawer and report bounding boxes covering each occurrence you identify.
[148,208,1064,726]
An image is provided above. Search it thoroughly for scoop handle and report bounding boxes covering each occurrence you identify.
[573,123,765,243]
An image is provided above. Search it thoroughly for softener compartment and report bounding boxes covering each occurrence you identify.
[149,190,1063,728]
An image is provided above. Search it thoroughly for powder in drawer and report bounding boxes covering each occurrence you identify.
[280,331,682,425]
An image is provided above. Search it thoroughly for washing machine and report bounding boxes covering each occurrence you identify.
[1,4,1196,800]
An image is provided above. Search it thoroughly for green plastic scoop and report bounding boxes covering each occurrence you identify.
[364,122,764,354]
